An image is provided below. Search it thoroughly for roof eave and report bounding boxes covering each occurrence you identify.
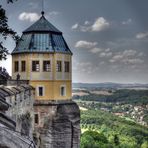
[11,51,72,55]
[23,30,62,35]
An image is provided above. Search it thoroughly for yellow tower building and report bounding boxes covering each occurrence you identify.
[11,11,80,148]
[11,12,72,101]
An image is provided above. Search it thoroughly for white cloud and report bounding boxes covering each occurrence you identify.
[80,26,91,32]
[105,48,111,52]
[92,17,110,32]
[71,17,109,32]
[89,47,112,57]
[122,49,137,57]
[122,18,132,25]
[122,58,144,64]
[71,23,79,30]
[110,55,123,62]
[109,49,144,65]
[75,41,98,48]
[99,52,112,58]
[90,48,103,53]
[136,32,148,39]
[71,23,90,32]
[19,12,40,22]
[84,21,90,25]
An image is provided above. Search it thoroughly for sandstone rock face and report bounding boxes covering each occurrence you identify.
[34,101,80,148]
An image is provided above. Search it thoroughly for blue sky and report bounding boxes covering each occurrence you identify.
[0,0,148,83]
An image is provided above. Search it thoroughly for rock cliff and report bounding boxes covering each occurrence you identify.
[34,100,80,148]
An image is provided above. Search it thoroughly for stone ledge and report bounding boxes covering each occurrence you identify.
[34,100,77,106]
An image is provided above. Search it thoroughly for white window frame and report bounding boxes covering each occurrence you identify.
[60,85,66,96]
[37,85,45,97]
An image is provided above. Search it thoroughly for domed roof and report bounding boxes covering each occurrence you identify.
[12,12,72,55]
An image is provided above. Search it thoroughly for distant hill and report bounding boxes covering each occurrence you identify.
[72,82,148,89]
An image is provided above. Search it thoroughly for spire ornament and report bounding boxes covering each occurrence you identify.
[41,0,45,15]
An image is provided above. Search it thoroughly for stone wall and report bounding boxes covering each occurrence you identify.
[0,124,35,148]
[34,100,80,148]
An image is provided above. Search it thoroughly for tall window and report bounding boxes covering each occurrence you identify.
[38,86,44,96]
[64,61,70,72]
[56,61,62,72]
[34,113,39,124]
[21,61,26,72]
[43,61,51,72]
[14,61,19,72]
[60,86,66,96]
[32,61,39,71]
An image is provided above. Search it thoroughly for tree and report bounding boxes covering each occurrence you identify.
[141,141,148,148]
[0,0,19,60]
[114,134,120,146]
[80,131,109,148]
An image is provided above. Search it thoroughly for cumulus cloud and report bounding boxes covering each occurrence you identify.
[136,32,148,39]
[84,21,90,25]
[92,17,110,32]
[89,47,112,57]
[19,12,40,22]
[75,41,98,48]
[105,48,111,52]
[122,49,137,57]
[71,17,110,32]
[122,18,132,25]
[71,23,79,30]
[122,58,144,64]
[99,52,112,58]
[90,48,103,53]
[109,49,144,65]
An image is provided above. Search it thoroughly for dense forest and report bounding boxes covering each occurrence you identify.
[73,89,148,105]
[80,109,148,148]
[73,88,148,147]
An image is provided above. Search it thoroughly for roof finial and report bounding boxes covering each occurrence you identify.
[41,0,45,16]
[41,11,45,16]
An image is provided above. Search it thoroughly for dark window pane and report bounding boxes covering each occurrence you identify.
[64,61,70,72]
[21,61,26,72]
[61,86,65,96]
[56,61,62,72]
[32,61,39,71]
[43,61,51,72]
[14,61,19,72]
[34,114,39,124]
[39,87,43,96]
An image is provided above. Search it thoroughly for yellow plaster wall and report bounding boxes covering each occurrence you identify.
[12,53,71,80]
[12,53,72,100]
[30,80,72,100]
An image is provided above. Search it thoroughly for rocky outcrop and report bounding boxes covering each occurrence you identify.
[34,100,80,148]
